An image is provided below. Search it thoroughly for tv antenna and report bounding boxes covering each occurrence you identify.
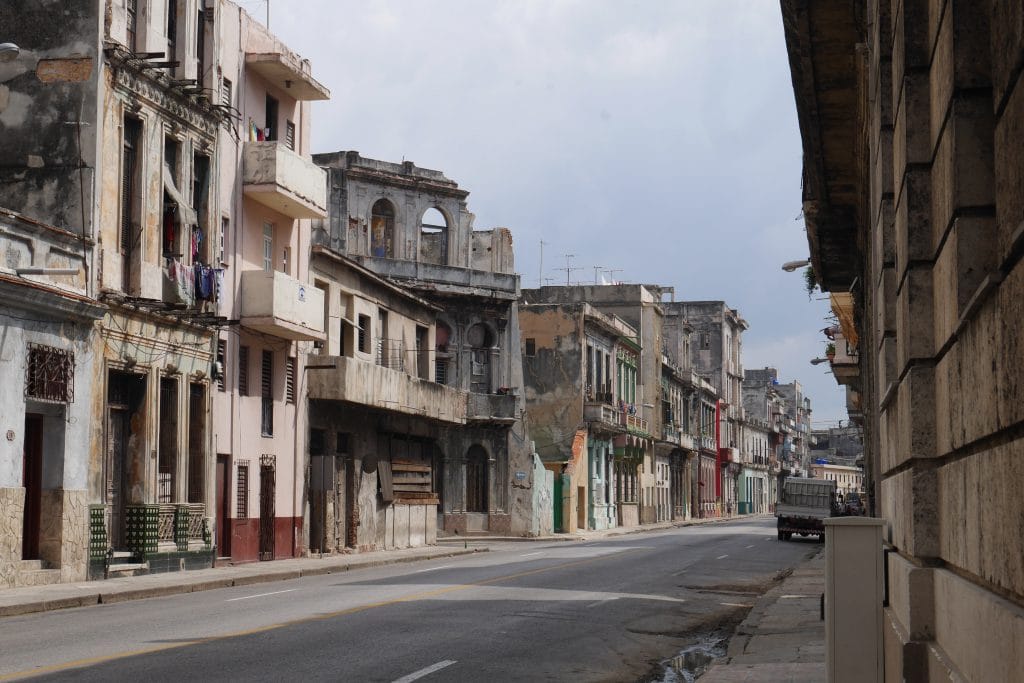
[560,253,583,285]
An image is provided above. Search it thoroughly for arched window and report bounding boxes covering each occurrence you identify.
[420,207,448,265]
[370,199,395,258]
[465,445,488,513]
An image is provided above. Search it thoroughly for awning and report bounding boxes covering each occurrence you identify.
[830,292,858,347]
[163,165,198,227]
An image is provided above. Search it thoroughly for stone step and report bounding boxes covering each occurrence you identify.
[16,568,62,587]
[17,559,43,571]
[106,562,148,577]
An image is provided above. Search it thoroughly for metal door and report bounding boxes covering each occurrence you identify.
[552,476,563,532]
[259,456,276,561]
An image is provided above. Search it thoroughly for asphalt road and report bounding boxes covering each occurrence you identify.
[0,517,819,682]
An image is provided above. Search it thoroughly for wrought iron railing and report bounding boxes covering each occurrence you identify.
[376,338,405,371]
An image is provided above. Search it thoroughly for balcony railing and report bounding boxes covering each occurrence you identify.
[624,412,648,434]
[376,338,406,371]
[662,424,680,444]
[242,141,328,219]
[239,269,325,341]
[157,503,207,547]
[584,402,624,428]
[467,392,517,424]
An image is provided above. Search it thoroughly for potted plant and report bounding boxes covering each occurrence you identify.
[825,341,836,361]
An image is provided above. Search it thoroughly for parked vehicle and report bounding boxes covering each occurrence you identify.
[776,477,838,541]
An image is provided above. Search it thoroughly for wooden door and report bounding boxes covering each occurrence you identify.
[21,415,43,561]
[465,447,487,513]
[216,455,229,556]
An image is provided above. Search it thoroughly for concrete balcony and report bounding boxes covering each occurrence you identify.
[467,392,517,425]
[584,402,625,435]
[661,425,680,444]
[239,269,325,341]
[306,355,467,424]
[245,52,330,101]
[242,142,328,219]
[678,433,695,451]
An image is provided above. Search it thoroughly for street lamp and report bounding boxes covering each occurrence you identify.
[809,357,830,365]
[781,259,811,272]
[0,43,21,62]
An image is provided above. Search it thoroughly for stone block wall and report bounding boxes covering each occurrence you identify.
[863,1,1024,679]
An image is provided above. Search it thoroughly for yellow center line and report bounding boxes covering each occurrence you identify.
[1,550,637,681]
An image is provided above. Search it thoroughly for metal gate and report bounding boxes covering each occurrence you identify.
[259,454,276,561]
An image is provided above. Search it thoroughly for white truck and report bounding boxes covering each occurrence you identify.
[776,477,838,541]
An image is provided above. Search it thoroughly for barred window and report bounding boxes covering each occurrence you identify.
[236,460,249,518]
[25,343,74,403]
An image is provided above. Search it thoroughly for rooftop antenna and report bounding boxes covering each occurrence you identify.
[604,268,623,284]
[538,239,548,288]
[560,253,583,286]
[592,265,603,284]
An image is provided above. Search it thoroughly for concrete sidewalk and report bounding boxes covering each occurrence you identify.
[701,548,826,682]
[0,545,485,619]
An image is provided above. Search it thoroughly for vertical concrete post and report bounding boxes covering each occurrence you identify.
[824,517,885,682]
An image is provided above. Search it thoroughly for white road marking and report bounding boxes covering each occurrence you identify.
[780,594,814,599]
[392,660,457,683]
[672,569,687,576]
[720,602,752,607]
[745,544,754,548]
[520,551,543,557]
[716,554,729,560]
[412,564,454,573]
[586,597,616,608]
[225,588,297,602]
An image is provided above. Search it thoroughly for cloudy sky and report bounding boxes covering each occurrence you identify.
[256,0,845,426]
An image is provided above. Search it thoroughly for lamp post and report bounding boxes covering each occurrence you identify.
[781,259,811,272]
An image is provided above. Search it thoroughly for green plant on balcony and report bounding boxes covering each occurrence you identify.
[804,265,817,300]
[825,341,836,360]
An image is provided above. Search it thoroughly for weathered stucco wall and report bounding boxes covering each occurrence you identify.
[0,0,100,236]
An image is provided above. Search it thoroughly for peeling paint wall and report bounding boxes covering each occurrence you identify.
[0,0,101,237]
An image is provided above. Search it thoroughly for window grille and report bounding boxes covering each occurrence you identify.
[238,345,249,396]
[285,356,295,404]
[25,343,74,403]
[435,359,448,385]
[236,461,249,518]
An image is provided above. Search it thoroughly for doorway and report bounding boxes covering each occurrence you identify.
[465,446,488,513]
[215,455,230,556]
[106,371,143,549]
[259,455,276,561]
[577,486,586,531]
[21,415,43,561]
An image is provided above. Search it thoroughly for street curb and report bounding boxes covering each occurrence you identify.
[0,547,485,618]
